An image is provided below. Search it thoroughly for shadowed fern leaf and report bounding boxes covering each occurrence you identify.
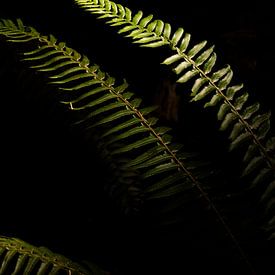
[0,18,257,272]
[74,0,275,241]
[0,235,104,275]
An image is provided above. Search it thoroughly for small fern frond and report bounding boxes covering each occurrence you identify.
[0,235,100,275]
[0,18,256,271]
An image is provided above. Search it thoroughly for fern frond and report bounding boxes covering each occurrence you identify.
[167,32,275,243]
[73,0,275,240]
[74,0,172,48]
[0,235,101,275]
[0,17,197,212]
[0,18,256,271]
[72,0,274,175]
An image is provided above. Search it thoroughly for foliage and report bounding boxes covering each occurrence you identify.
[0,1,273,274]
[0,235,104,275]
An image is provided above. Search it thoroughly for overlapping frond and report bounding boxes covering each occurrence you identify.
[73,0,275,240]
[0,18,198,212]
[0,18,256,269]
[161,26,275,242]
[0,235,97,275]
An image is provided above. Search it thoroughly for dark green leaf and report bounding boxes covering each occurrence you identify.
[242,156,265,177]
[111,135,157,155]
[229,132,251,151]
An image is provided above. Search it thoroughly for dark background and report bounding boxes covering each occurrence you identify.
[0,1,273,275]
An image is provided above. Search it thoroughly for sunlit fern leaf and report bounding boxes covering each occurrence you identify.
[160,25,275,239]
[74,0,175,48]
[72,0,274,181]
[0,235,103,275]
[0,18,200,214]
[73,0,275,242]
[0,18,258,271]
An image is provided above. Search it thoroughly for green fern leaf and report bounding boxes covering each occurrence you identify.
[148,179,193,199]
[123,146,165,168]
[171,27,184,47]
[131,10,142,24]
[179,33,191,52]
[140,40,168,48]
[195,45,215,66]
[173,60,191,75]
[0,236,99,275]
[155,20,165,35]
[242,156,265,177]
[219,113,238,131]
[243,144,259,163]
[204,93,222,107]
[217,103,231,120]
[145,173,181,193]
[226,84,244,100]
[139,14,154,28]
[242,102,260,120]
[229,122,245,140]
[252,111,271,130]
[191,78,208,96]
[133,154,172,169]
[0,17,210,218]
[101,117,140,138]
[257,119,271,140]
[133,36,162,44]
[76,1,272,246]
[177,70,198,84]
[187,40,207,58]
[117,24,136,34]
[203,52,217,74]
[161,53,182,65]
[211,65,231,83]
[229,132,251,151]
[252,168,273,187]
[192,85,215,101]
[1,17,269,271]
[261,180,275,202]
[163,23,172,39]
[105,126,150,146]
[234,92,249,110]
